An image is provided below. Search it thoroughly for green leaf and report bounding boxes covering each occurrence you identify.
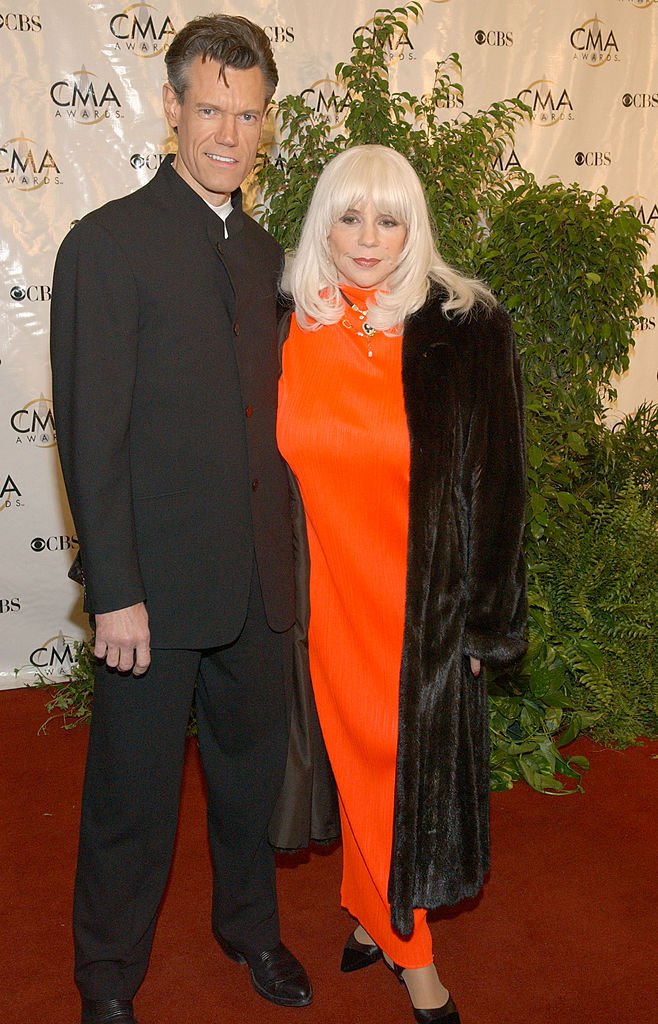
[557,491,577,511]
[556,715,582,748]
[567,432,588,455]
[531,492,547,515]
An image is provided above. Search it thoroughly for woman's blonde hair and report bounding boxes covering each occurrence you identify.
[284,144,495,333]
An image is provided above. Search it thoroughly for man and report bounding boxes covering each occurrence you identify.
[50,16,311,1024]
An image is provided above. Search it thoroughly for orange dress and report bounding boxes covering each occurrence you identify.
[277,287,432,967]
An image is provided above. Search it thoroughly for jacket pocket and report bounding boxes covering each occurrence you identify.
[133,490,191,522]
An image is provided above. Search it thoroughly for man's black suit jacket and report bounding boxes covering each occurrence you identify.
[50,156,294,648]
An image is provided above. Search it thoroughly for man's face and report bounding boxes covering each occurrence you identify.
[163,57,267,206]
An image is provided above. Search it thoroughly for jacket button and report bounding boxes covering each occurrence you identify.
[251,479,259,491]
[233,321,240,336]
[215,242,224,256]
[245,405,254,418]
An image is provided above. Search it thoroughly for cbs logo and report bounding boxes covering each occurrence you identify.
[31,535,78,552]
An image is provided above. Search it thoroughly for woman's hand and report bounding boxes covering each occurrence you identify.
[469,656,481,678]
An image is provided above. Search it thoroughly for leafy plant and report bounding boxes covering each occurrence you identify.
[256,3,528,268]
[526,482,658,743]
[477,176,657,544]
[32,640,95,732]
[488,692,594,794]
[593,401,658,508]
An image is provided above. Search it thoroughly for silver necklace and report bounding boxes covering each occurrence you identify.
[339,288,377,357]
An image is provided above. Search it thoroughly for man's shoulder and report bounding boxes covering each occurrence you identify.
[240,208,283,259]
[55,173,170,267]
[78,174,163,234]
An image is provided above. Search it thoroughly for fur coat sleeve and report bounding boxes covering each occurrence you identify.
[388,290,527,934]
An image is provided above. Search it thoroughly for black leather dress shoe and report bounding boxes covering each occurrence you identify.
[384,960,461,1024]
[80,999,137,1024]
[411,997,460,1024]
[340,929,383,973]
[218,937,313,1007]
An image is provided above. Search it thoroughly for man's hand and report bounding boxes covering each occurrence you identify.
[469,656,482,678]
[94,603,151,675]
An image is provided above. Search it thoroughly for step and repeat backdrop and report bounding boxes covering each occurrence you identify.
[1,0,657,687]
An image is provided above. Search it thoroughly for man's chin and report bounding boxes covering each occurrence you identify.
[204,175,241,198]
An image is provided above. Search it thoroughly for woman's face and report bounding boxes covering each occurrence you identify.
[328,201,406,290]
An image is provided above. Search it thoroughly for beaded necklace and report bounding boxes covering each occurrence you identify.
[339,288,377,358]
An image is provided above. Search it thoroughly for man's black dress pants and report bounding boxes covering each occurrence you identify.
[73,566,291,999]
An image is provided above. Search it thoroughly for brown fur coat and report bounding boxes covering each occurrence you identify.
[270,289,527,936]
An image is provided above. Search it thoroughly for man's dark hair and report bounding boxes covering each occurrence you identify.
[165,14,278,105]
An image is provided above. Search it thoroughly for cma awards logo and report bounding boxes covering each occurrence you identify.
[10,396,56,448]
[570,16,620,66]
[492,147,522,172]
[1,136,62,190]
[108,3,176,57]
[353,19,415,65]
[28,632,78,677]
[621,193,658,227]
[300,79,353,128]
[0,473,23,512]
[260,145,287,174]
[50,68,122,124]
[518,80,574,126]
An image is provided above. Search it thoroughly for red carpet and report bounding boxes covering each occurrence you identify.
[1,687,656,1023]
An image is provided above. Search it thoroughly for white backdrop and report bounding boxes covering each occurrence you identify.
[1,0,657,687]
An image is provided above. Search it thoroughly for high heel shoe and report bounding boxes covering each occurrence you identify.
[384,959,461,1024]
[340,929,383,973]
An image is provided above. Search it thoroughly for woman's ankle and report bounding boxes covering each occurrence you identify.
[388,960,450,1011]
[354,923,375,945]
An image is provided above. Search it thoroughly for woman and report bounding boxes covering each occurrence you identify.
[276,145,527,1023]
